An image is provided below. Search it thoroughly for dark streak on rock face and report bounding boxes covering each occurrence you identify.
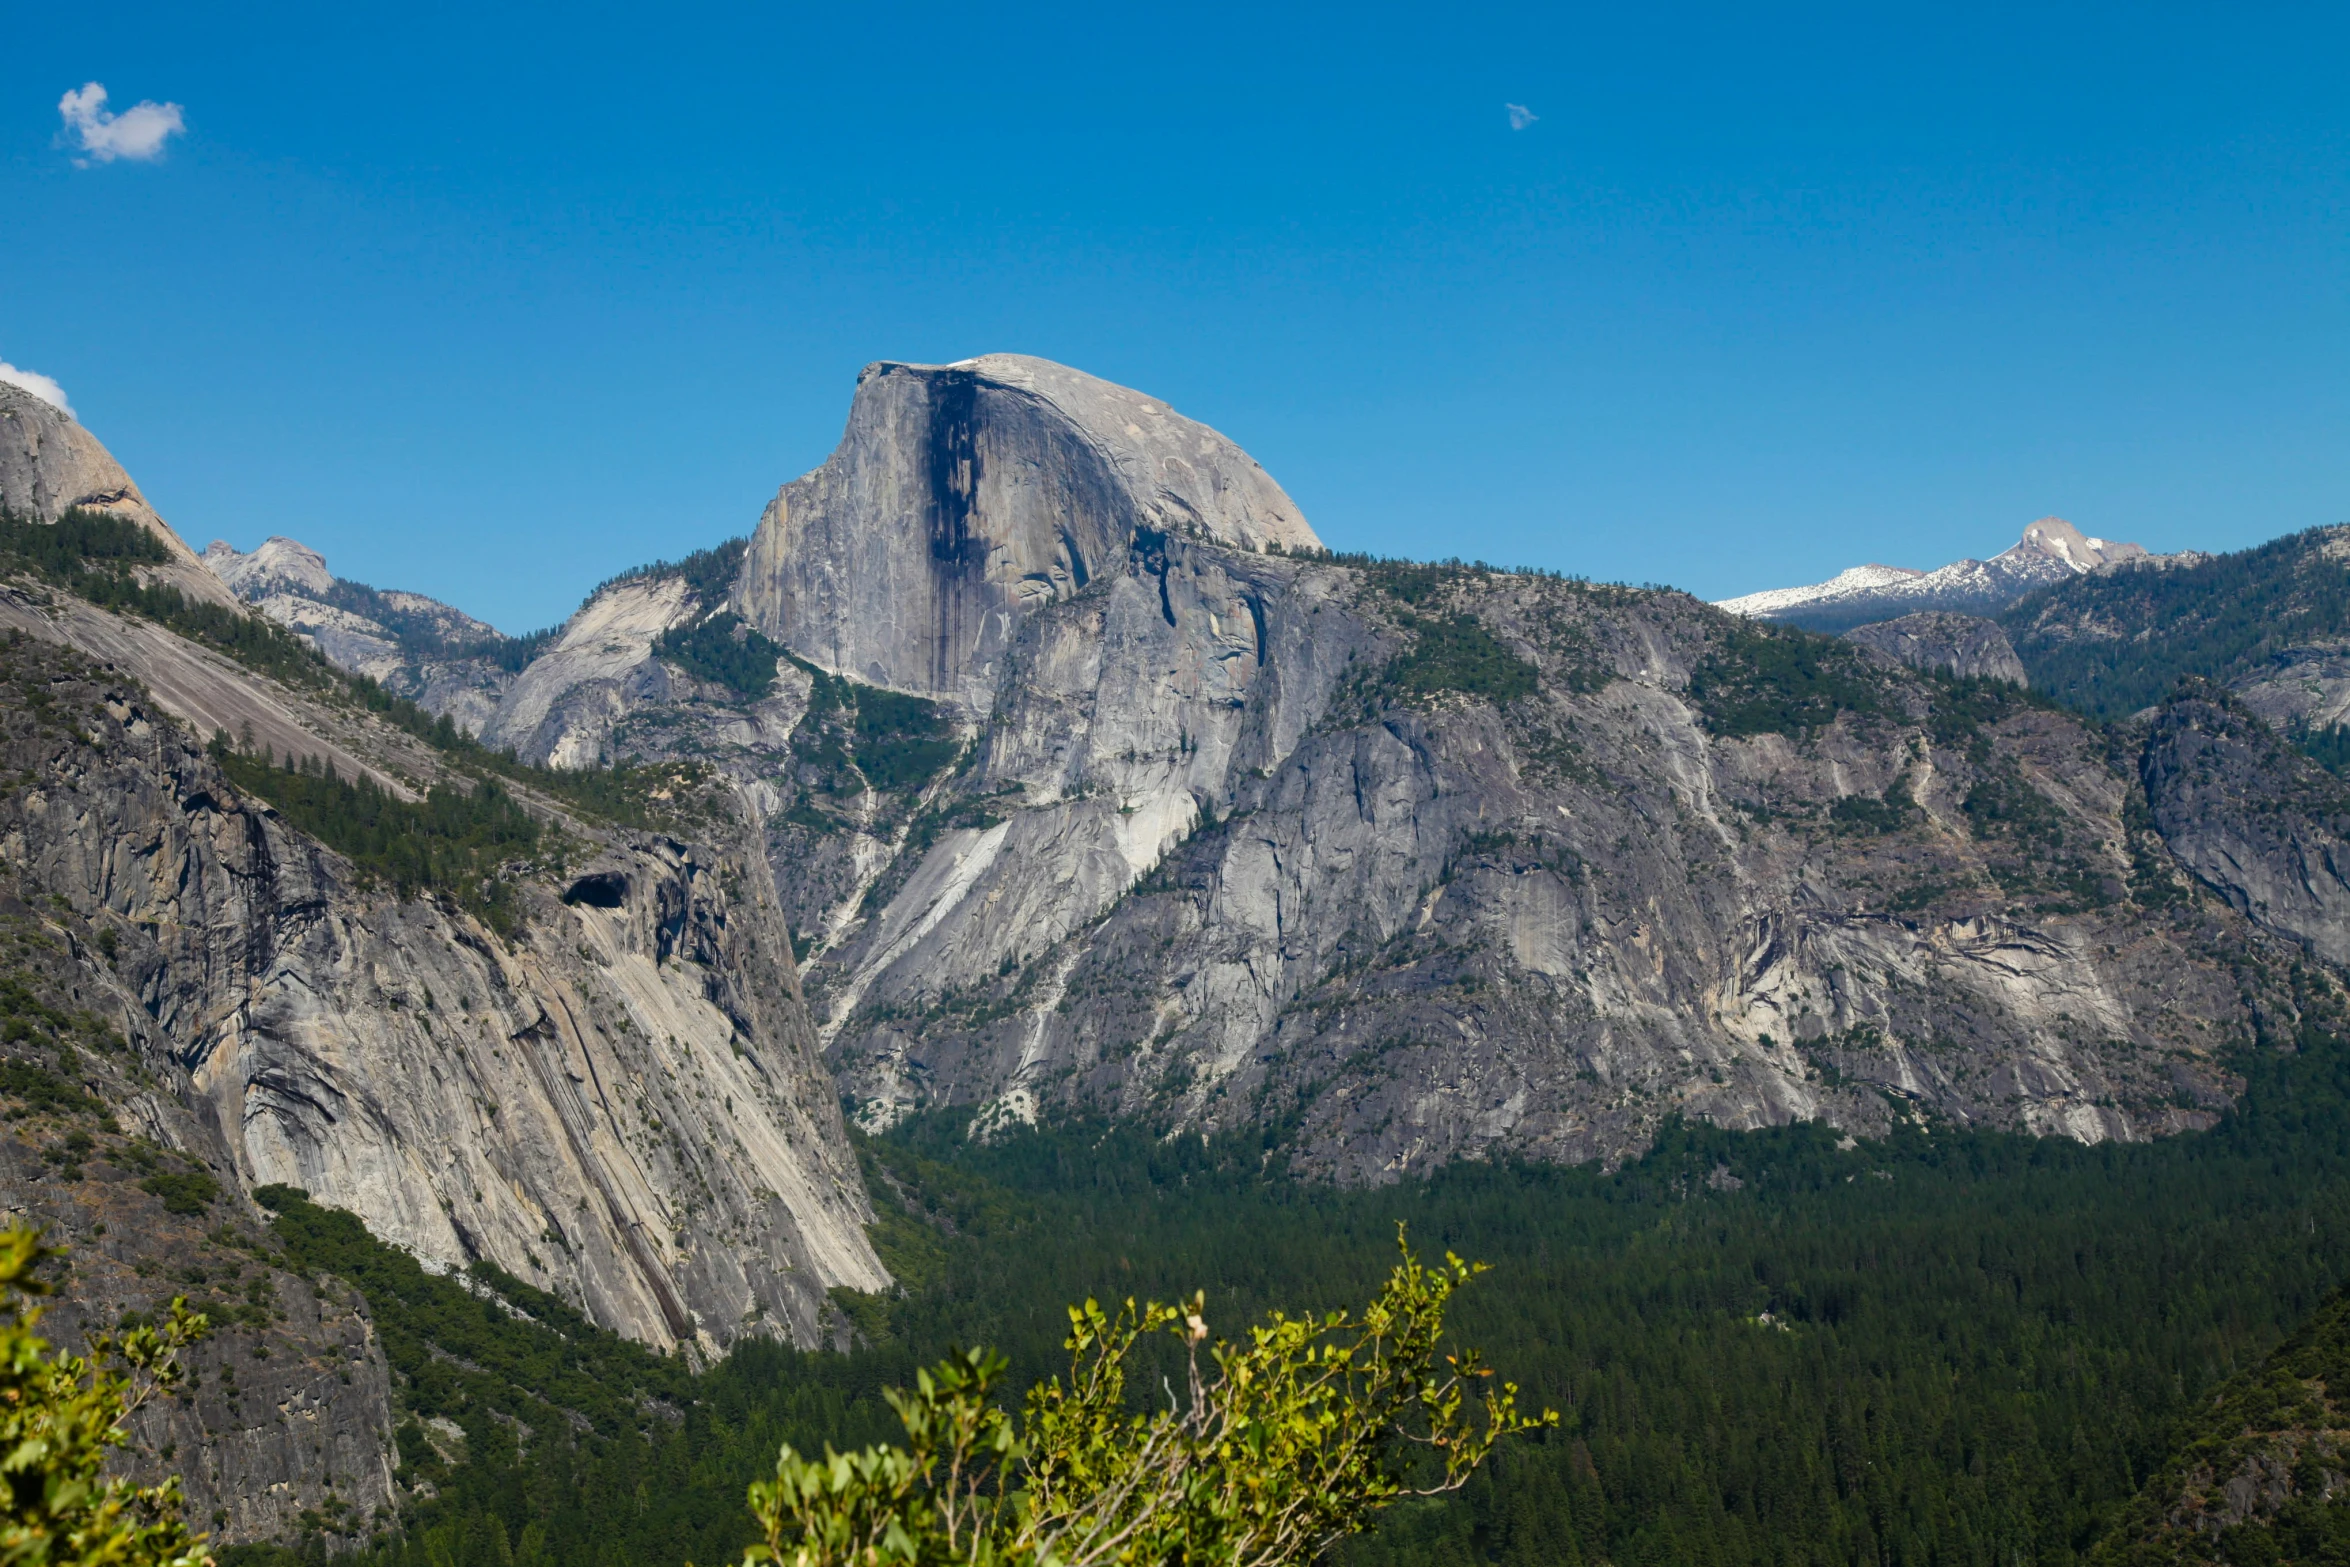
[922,370,985,575]
[736,355,1321,712]
[922,369,988,696]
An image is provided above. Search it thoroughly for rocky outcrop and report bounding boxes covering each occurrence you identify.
[2092,1284,2350,1562]
[0,766,398,1547]
[478,575,697,767]
[812,549,2286,1178]
[0,607,885,1353]
[734,355,1322,711]
[1846,612,2027,683]
[205,537,338,599]
[2233,645,2350,734]
[303,354,2327,1183]
[1,383,239,610]
[2141,693,2350,965]
[200,537,519,737]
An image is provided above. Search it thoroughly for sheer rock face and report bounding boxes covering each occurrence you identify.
[734,355,1322,712]
[2142,695,2350,965]
[813,548,2318,1182]
[478,576,697,767]
[1846,612,2027,684]
[0,383,239,610]
[0,618,885,1357]
[0,881,399,1547]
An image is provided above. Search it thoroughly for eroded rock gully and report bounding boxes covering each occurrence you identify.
[0,626,885,1537]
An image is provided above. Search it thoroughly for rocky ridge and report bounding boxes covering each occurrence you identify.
[1721,517,2153,634]
[2,383,239,612]
[0,397,896,1539]
[0,878,398,1545]
[0,615,885,1357]
[440,356,2345,1182]
[200,537,525,737]
[1845,612,2028,684]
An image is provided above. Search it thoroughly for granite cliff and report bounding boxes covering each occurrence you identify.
[15,348,2350,1546]
[0,397,888,1545]
[735,354,1321,710]
[432,356,2339,1183]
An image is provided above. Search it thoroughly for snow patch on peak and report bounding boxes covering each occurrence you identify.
[1716,563,1924,618]
[1714,517,2153,625]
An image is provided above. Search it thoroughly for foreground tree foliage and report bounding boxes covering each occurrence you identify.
[0,1229,210,1567]
[739,1241,1550,1567]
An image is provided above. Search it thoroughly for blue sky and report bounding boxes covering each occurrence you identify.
[3,2,2344,634]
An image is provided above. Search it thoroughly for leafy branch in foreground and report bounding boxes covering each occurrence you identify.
[738,1234,1551,1567]
[0,1227,211,1567]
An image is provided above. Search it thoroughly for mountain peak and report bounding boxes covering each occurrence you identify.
[2001,516,2147,573]
[1717,517,2155,632]
[1,381,240,609]
[205,535,336,598]
[738,353,1322,707]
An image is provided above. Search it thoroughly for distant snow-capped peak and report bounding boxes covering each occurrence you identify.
[1715,518,2150,627]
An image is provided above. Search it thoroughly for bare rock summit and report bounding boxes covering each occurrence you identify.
[735,354,1323,710]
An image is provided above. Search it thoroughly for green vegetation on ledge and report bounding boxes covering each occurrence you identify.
[210,739,546,934]
[1384,611,1539,704]
[2003,526,2350,722]
[789,658,959,802]
[1689,618,1890,737]
[655,610,786,700]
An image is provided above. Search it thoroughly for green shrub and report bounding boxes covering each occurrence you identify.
[1828,791,1910,834]
[1384,613,1538,704]
[655,611,785,699]
[139,1170,221,1215]
[0,1227,211,1567]
[0,1059,108,1118]
[1689,620,1888,737]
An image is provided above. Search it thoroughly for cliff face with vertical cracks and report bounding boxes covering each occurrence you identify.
[0,388,894,1542]
[0,621,883,1355]
[734,355,1321,711]
[411,354,2350,1184]
[646,357,2346,1183]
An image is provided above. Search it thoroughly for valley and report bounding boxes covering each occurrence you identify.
[3,354,2348,1564]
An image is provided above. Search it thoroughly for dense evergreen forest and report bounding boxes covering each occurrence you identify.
[2002,527,2350,722]
[19,509,2350,1560]
[218,997,2350,1567]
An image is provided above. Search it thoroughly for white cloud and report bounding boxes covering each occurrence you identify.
[0,359,74,418]
[58,82,185,164]
[1506,103,1538,131]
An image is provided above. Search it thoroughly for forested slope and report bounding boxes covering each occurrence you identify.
[2002,526,2350,734]
[217,979,2350,1567]
[2095,1282,2350,1564]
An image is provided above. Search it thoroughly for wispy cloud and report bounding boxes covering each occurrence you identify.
[0,359,74,418]
[1506,103,1538,131]
[58,82,186,164]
